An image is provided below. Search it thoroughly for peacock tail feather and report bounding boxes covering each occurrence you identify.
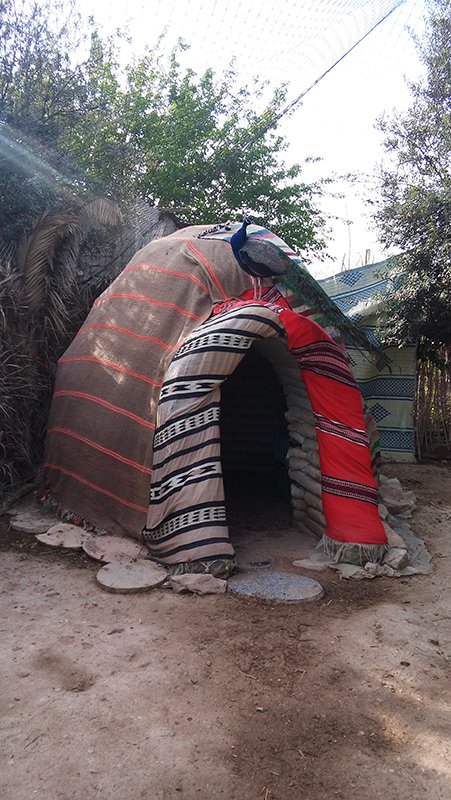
[279,263,389,368]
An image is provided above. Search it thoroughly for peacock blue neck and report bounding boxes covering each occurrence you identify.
[230,220,249,255]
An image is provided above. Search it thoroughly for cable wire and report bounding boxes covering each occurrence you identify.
[241,0,406,151]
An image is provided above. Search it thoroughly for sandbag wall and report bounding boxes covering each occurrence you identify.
[255,339,326,539]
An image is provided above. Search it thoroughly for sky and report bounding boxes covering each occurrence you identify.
[77,0,427,277]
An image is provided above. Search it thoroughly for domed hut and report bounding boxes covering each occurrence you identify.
[44,222,387,575]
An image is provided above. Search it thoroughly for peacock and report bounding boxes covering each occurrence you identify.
[230,216,290,278]
[230,217,388,366]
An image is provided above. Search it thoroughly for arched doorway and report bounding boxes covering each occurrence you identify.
[220,345,292,533]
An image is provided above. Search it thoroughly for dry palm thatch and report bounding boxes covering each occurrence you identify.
[0,198,123,504]
[79,198,123,230]
[0,259,39,494]
[17,198,123,338]
[17,210,79,315]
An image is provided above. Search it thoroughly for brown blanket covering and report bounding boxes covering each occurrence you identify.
[44,226,256,538]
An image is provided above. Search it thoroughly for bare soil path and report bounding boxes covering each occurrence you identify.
[1,463,450,800]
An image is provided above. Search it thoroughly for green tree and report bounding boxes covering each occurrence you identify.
[62,40,327,253]
[375,0,451,357]
[0,0,327,255]
[0,0,92,241]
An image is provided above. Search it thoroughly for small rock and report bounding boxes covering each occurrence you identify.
[381,494,415,515]
[292,558,327,572]
[6,498,39,517]
[383,547,410,571]
[378,503,388,520]
[364,562,384,576]
[382,521,407,550]
[379,475,402,490]
[170,573,227,595]
[229,571,324,600]
[379,480,416,517]
[329,563,374,580]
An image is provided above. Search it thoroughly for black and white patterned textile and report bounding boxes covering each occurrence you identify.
[142,304,285,564]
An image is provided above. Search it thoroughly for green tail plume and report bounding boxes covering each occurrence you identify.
[280,263,389,369]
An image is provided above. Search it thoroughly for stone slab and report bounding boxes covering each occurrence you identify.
[6,498,40,517]
[10,513,57,535]
[383,547,410,570]
[383,521,407,550]
[96,559,167,593]
[228,570,324,603]
[36,524,89,549]
[83,535,149,563]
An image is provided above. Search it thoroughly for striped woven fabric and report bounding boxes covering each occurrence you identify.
[44,227,256,538]
[142,298,386,565]
[45,223,386,564]
[143,303,286,563]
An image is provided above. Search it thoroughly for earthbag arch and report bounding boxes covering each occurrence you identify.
[142,301,387,570]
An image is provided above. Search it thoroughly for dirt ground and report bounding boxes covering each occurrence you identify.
[1,462,450,800]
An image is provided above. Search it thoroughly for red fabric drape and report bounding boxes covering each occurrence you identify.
[279,308,386,545]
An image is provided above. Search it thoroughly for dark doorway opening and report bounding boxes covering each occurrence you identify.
[220,346,292,533]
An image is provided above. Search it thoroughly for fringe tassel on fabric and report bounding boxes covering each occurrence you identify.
[319,534,387,566]
[164,558,237,578]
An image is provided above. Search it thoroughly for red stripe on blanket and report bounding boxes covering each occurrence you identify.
[58,356,163,387]
[52,391,156,429]
[47,427,152,474]
[93,292,204,320]
[79,323,178,350]
[184,241,229,299]
[123,263,210,293]
[44,463,149,512]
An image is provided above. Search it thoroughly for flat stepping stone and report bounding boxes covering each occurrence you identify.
[96,559,167,593]
[6,498,40,516]
[10,513,57,535]
[83,535,149,563]
[228,570,324,603]
[35,523,89,549]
